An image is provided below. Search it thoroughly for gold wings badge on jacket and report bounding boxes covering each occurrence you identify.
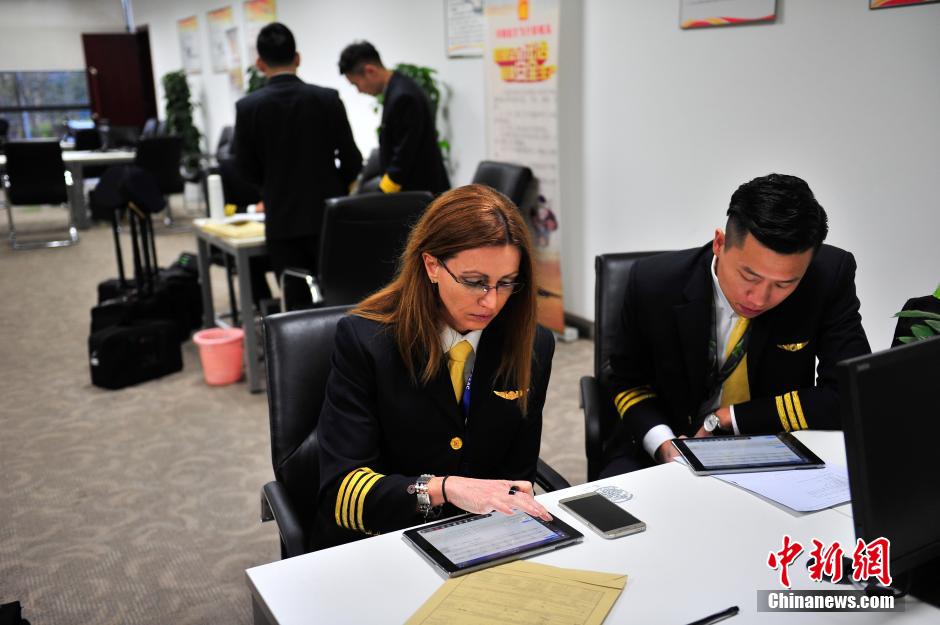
[493,389,527,400]
[777,341,809,352]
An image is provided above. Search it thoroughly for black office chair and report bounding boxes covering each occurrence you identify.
[580,251,667,481]
[140,117,163,139]
[1,140,78,249]
[261,306,570,559]
[0,117,9,152]
[355,147,382,194]
[280,191,433,311]
[215,125,235,161]
[135,136,185,227]
[471,160,534,209]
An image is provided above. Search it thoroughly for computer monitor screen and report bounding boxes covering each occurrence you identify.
[839,337,940,592]
[67,119,96,131]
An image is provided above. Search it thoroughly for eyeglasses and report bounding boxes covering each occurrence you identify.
[436,257,524,296]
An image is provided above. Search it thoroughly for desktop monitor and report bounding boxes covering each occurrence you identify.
[839,336,940,606]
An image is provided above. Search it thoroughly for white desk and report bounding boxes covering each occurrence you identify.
[193,220,267,393]
[245,431,937,624]
[0,149,136,229]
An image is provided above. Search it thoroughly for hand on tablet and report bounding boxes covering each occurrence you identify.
[439,477,552,521]
[656,436,685,463]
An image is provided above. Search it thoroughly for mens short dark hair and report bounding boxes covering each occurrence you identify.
[257,22,296,67]
[725,173,829,255]
[338,40,383,75]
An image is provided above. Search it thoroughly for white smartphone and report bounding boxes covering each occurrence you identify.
[557,492,646,539]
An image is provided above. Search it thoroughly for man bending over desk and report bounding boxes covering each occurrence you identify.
[602,173,870,477]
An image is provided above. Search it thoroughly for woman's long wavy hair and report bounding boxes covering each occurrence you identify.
[352,184,539,413]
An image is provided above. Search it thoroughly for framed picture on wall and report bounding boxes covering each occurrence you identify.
[870,0,939,8]
[680,0,776,29]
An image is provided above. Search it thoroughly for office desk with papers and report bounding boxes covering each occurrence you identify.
[193,219,267,393]
[245,431,936,624]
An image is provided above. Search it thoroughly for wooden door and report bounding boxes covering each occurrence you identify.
[82,30,157,128]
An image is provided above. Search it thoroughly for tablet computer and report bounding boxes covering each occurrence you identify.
[402,510,583,577]
[672,432,825,475]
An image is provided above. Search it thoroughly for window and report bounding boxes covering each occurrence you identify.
[0,71,92,140]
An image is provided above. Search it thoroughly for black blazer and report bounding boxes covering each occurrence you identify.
[316,314,554,548]
[606,243,871,450]
[234,74,362,240]
[380,71,450,194]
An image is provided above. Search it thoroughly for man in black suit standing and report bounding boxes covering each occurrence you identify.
[235,23,362,290]
[338,41,450,195]
[602,174,871,476]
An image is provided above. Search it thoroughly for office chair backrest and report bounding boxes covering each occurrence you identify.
[586,252,666,480]
[471,160,533,208]
[263,306,351,535]
[594,252,667,382]
[140,117,159,138]
[0,117,10,150]
[216,125,235,160]
[135,136,184,195]
[318,191,433,307]
[3,140,68,205]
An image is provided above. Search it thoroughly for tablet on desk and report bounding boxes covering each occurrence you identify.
[402,510,582,578]
[672,432,825,475]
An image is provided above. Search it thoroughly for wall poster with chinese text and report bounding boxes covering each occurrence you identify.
[870,0,939,8]
[177,16,202,74]
[207,6,235,73]
[484,0,564,331]
[680,0,776,29]
[243,0,277,66]
[446,0,485,58]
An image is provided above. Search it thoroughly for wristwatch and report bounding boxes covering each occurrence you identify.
[703,413,722,434]
[413,474,435,516]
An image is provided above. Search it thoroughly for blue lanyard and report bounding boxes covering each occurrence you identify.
[461,373,472,422]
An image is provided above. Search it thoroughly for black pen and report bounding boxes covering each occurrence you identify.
[686,605,739,625]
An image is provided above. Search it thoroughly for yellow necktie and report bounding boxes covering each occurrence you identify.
[447,340,473,403]
[721,317,750,407]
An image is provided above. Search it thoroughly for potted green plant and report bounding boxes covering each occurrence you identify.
[161,70,202,170]
[246,65,266,94]
[893,284,940,343]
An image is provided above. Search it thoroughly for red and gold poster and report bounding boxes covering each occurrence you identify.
[484,0,564,331]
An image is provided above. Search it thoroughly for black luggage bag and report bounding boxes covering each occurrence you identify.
[89,320,183,389]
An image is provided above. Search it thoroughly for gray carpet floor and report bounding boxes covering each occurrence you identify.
[0,203,592,624]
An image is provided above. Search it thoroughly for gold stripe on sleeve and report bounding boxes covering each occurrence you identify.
[775,395,791,432]
[620,393,656,416]
[614,386,656,417]
[783,393,801,431]
[791,390,808,430]
[344,471,372,530]
[335,469,362,528]
[354,472,384,532]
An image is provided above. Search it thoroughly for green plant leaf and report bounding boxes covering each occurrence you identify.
[911,323,935,339]
[898,336,917,344]
[893,310,940,321]
[926,319,940,333]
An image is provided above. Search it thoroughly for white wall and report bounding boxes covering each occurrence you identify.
[132,0,486,186]
[0,0,125,71]
[578,0,940,350]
